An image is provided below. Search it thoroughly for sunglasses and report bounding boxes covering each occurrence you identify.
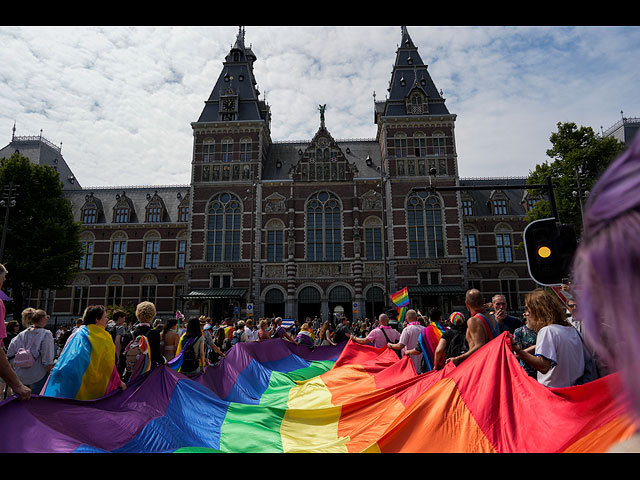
[567,304,577,309]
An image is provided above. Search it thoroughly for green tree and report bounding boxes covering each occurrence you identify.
[0,153,84,316]
[526,122,626,233]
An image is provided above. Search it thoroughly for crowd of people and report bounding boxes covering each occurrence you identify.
[0,285,610,401]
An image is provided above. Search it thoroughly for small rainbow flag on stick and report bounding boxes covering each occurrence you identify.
[390,287,409,307]
[390,287,410,324]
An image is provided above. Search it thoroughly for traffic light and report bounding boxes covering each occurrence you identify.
[523,217,577,286]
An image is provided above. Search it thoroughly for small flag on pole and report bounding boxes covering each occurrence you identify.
[390,287,409,307]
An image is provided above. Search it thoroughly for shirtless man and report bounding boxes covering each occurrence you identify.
[446,289,500,367]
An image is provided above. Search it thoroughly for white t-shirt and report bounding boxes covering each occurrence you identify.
[535,323,585,388]
[399,323,424,373]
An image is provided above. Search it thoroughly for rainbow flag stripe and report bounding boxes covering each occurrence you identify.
[390,287,409,307]
[418,322,447,372]
[1,335,635,453]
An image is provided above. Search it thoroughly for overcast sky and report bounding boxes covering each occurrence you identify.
[1,25,638,188]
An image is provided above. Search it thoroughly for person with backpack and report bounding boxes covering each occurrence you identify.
[6,308,55,395]
[123,302,164,382]
[433,312,468,370]
[446,289,500,368]
[351,313,400,349]
[176,317,207,376]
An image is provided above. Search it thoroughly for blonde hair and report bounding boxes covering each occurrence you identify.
[525,289,569,332]
[21,307,36,328]
[135,301,156,324]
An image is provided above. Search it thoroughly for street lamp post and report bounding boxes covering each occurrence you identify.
[376,162,389,314]
[0,183,18,263]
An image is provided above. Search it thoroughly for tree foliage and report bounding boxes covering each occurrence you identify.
[526,122,626,232]
[0,153,84,315]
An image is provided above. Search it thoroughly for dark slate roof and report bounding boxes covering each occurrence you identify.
[262,139,383,181]
[196,27,268,125]
[0,135,82,191]
[65,185,190,225]
[382,26,450,118]
[459,177,534,217]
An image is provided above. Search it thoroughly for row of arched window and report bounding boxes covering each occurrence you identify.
[204,190,446,262]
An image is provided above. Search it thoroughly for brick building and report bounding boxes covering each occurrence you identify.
[1,27,544,323]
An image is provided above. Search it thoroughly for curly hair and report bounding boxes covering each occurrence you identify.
[135,301,156,324]
[524,288,569,332]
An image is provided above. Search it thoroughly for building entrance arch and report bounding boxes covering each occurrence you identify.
[264,288,285,318]
[297,286,322,322]
[328,285,352,323]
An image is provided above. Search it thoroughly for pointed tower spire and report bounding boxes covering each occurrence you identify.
[381,26,449,118]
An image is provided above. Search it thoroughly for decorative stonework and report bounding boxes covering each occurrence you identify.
[297,263,352,278]
[264,192,287,213]
[263,264,285,278]
[361,190,382,211]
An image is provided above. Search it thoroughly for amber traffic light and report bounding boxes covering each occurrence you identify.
[523,217,577,286]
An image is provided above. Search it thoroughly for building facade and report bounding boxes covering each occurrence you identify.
[2,27,546,323]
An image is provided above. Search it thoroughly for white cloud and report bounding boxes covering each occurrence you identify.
[1,25,639,187]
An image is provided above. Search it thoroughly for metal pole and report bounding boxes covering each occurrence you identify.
[378,162,389,312]
[0,183,18,263]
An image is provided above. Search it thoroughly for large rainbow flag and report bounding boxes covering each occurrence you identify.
[0,334,636,452]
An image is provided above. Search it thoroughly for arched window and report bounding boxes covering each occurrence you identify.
[407,191,444,258]
[306,191,341,261]
[363,216,383,260]
[299,286,321,304]
[240,138,252,162]
[206,193,242,262]
[221,138,233,162]
[113,193,133,223]
[203,138,215,162]
[143,231,161,269]
[265,219,284,262]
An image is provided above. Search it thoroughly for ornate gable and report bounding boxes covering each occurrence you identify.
[290,105,355,182]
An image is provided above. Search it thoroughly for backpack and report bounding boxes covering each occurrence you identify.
[124,335,150,378]
[446,330,468,359]
[105,323,117,342]
[380,328,402,359]
[231,329,244,346]
[14,329,45,368]
[180,338,199,372]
